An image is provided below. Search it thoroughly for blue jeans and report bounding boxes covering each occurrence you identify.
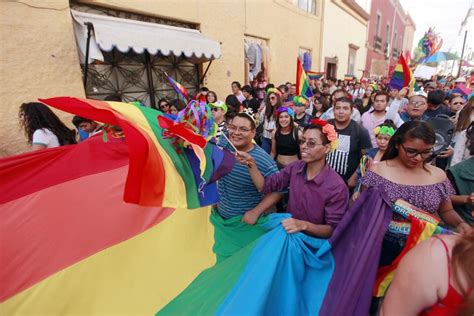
[261,137,272,154]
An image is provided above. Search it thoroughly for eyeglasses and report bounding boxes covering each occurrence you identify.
[409,101,426,107]
[227,124,252,133]
[298,139,324,148]
[400,143,433,159]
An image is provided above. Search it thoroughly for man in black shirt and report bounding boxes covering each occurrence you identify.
[425,90,454,118]
[242,85,261,113]
[326,97,372,185]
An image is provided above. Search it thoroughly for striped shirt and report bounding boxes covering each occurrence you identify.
[217,140,279,219]
[215,121,226,140]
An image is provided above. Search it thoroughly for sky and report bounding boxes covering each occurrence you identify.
[399,0,473,52]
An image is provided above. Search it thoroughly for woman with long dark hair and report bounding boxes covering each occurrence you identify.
[19,102,76,151]
[361,121,470,265]
[260,88,282,153]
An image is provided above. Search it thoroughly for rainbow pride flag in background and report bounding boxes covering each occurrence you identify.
[307,71,325,81]
[296,58,314,99]
[388,54,415,92]
[165,72,189,102]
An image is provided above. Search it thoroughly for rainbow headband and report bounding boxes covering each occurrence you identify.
[274,106,295,119]
[310,119,339,151]
[266,88,282,96]
[374,126,395,137]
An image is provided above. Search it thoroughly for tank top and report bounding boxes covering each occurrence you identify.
[275,129,299,156]
[420,236,465,316]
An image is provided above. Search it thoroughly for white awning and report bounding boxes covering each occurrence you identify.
[71,9,221,63]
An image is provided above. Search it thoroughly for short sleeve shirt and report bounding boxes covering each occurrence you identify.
[217,144,279,219]
[32,129,60,148]
[326,120,372,181]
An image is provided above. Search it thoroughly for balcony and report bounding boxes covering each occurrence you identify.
[374,35,382,51]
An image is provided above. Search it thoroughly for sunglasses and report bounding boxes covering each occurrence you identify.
[269,96,277,100]
[400,143,433,159]
[211,108,220,112]
[452,101,464,105]
[298,139,324,148]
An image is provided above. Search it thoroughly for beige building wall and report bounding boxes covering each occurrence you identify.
[321,0,368,79]
[0,0,323,157]
[81,0,324,97]
[402,15,416,57]
[0,0,85,156]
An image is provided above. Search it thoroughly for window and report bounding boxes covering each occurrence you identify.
[297,0,317,15]
[375,13,381,37]
[347,44,359,76]
[386,23,391,44]
[73,4,200,108]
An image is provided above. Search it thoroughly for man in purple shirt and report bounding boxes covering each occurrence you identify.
[236,120,349,237]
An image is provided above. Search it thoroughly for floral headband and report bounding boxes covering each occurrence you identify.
[266,88,282,96]
[293,95,309,107]
[274,106,295,119]
[310,119,339,151]
[240,107,260,126]
[374,126,395,137]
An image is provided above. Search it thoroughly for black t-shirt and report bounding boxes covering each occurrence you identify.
[326,119,373,181]
[242,98,261,113]
[425,105,454,118]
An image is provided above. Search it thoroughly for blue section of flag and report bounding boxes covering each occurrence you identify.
[216,214,334,315]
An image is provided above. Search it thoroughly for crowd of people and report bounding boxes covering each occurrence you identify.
[17,73,474,315]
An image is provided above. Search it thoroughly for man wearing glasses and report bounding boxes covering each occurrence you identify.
[400,95,429,122]
[217,112,281,225]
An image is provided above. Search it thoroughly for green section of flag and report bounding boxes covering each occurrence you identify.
[157,211,268,316]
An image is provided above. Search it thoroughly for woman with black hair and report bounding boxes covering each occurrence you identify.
[361,120,470,266]
[19,102,76,151]
[260,89,282,153]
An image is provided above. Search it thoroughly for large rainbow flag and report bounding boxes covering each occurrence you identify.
[0,98,234,314]
[2,97,397,315]
[296,58,314,99]
[158,187,392,315]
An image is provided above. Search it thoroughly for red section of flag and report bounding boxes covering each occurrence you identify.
[0,137,128,204]
[0,137,174,302]
[296,58,303,95]
[39,97,165,207]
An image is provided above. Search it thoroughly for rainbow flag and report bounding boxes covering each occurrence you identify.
[344,74,354,81]
[296,58,314,99]
[158,187,392,315]
[165,72,189,102]
[388,54,414,92]
[307,71,325,81]
[0,98,235,314]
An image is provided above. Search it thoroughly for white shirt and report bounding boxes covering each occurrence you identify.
[32,129,60,148]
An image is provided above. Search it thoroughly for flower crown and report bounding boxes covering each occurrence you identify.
[240,107,260,126]
[293,95,309,107]
[374,126,395,137]
[310,119,339,151]
[274,106,295,119]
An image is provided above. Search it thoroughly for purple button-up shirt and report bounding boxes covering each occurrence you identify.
[262,161,349,228]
